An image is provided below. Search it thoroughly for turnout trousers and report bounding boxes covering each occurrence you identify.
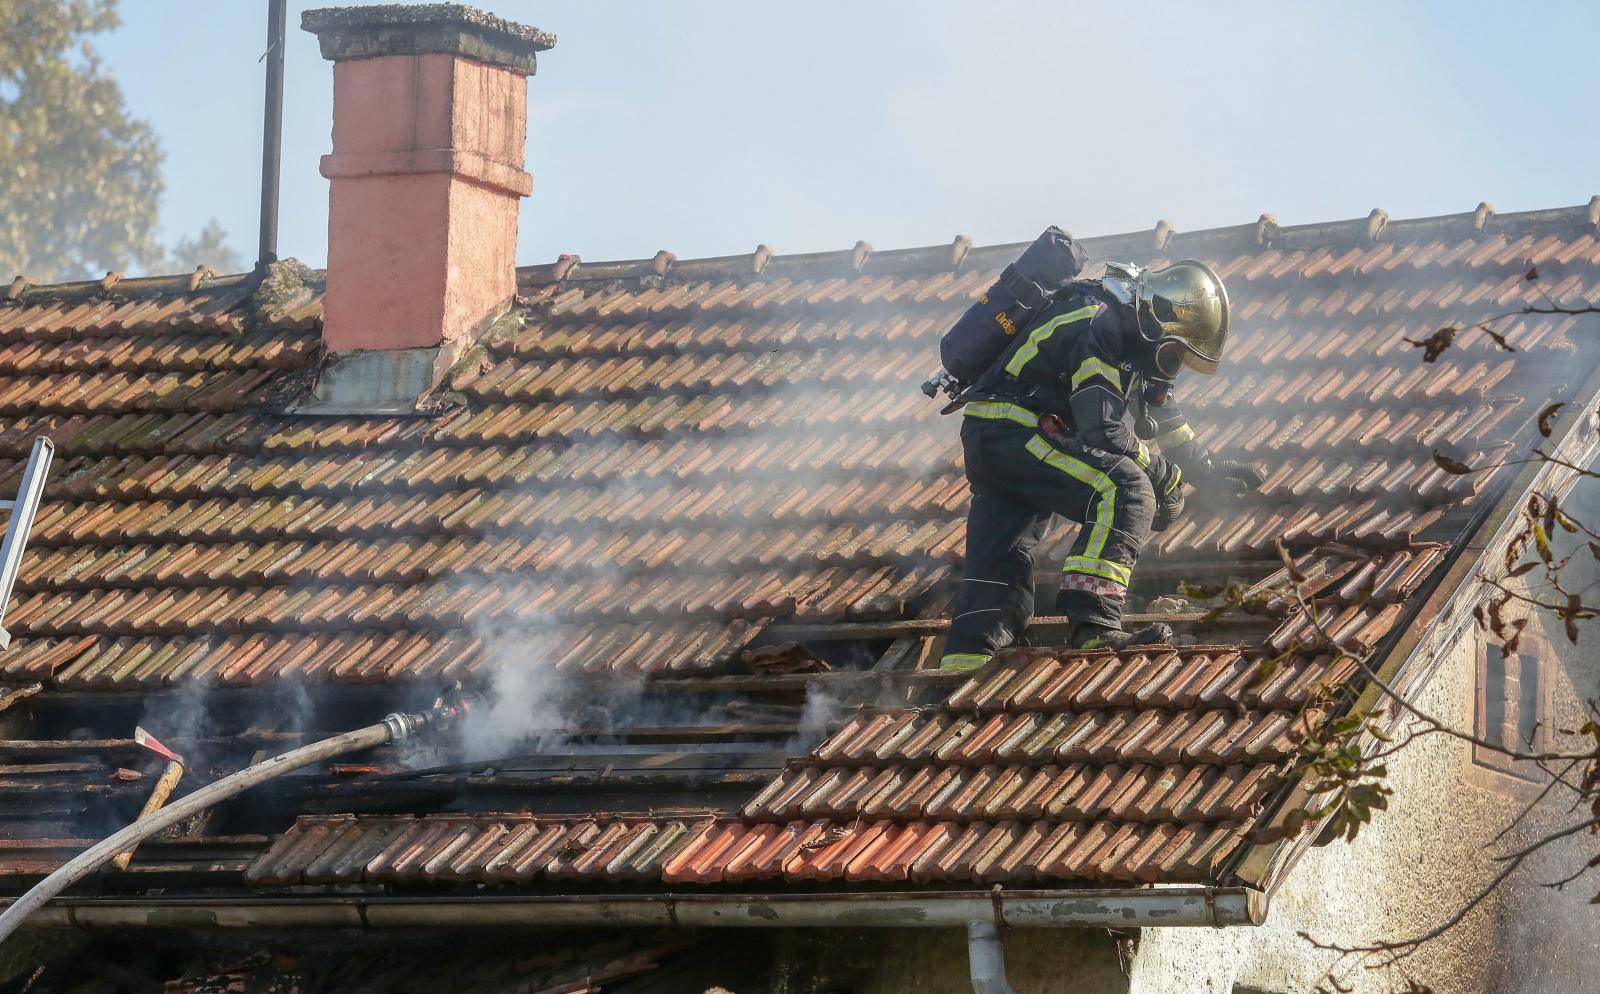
[941,402,1156,669]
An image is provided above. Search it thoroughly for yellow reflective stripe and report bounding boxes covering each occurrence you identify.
[963,401,1039,428]
[1004,304,1098,376]
[1134,441,1151,469]
[1069,356,1124,393]
[1156,423,1196,447]
[1061,556,1131,584]
[1024,434,1117,559]
[1165,466,1183,495]
[940,653,992,670]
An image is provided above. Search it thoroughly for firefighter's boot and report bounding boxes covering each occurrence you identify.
[1069,621,1174,651]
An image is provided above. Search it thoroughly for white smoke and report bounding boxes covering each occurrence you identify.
[444,291,961,760]
[458,617,606,759]
[792,682,846,750]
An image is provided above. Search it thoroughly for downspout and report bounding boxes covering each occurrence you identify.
[967,920,1018,994]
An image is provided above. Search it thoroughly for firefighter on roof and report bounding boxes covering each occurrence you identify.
[940,259,1265,667]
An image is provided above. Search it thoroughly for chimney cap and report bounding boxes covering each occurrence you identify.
[302,4,555,74]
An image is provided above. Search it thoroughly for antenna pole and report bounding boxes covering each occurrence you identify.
[257,0,287,272]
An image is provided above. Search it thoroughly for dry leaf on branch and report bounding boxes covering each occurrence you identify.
[1405,326,1457,362]
[1538,401,1565,437]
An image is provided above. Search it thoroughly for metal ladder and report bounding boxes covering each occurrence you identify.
[0,437,54,650]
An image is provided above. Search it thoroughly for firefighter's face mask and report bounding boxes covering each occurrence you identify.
[1135,260,1230,377]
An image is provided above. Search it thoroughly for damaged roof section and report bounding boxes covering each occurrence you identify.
[0,204,1593,690]
[246,543,1442,888]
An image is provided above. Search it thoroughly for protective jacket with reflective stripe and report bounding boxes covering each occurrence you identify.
[966,284,1193,493]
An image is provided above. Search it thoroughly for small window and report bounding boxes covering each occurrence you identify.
[1473,629,1550,783]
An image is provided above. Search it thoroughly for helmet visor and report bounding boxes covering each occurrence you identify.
[1180,349,1220,375]
[1138,260,1229,375]
[1152,335,1224,378]
[1174,316,1225,374]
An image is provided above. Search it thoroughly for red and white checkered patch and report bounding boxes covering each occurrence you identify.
[1059,572,1128,598]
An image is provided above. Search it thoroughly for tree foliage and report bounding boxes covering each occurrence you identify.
[0,0,240,282]
[0,0,161,282]
[167,218,242,275]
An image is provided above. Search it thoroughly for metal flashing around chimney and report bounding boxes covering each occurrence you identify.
[293,348,441,415]
[293,304,523,415]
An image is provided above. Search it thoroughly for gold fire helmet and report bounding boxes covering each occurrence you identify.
[1134,260,1230,376]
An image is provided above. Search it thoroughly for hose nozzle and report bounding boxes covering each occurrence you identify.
[381,684,484,743]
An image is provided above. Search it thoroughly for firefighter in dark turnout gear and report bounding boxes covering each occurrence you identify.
[941,260,1263,668]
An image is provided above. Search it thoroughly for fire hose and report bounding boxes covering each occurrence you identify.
[0,693,475,944]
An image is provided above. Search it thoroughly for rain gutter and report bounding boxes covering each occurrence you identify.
[5,885,1265,931]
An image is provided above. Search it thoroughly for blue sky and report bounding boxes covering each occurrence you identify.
[97,0,1600,273]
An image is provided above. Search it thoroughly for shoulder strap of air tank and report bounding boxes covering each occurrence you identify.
[1061,278,1120,311]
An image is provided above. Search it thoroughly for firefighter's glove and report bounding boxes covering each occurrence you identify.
[1214,458,1266,495]
[1152,465,1185,533]
[1037,413,1070,444]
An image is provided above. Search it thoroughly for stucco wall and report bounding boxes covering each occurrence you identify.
[1133,614,1600,994]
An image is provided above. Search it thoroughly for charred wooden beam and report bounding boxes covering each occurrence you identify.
[0,835,268,880]
[1119,559,1281,581]
[0,731,311,758]
[0,761,103,776]
[354,748,792,781]
[871,636,922,672]
[764,611,1213,642]
[25,682,420,714]
[564,723,798,743]
[298,765,777,811]
[0,682,41,715]
[651,668,966,695]
[0,781,128,798]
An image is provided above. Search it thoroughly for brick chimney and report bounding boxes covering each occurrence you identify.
[301,4,554,407]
